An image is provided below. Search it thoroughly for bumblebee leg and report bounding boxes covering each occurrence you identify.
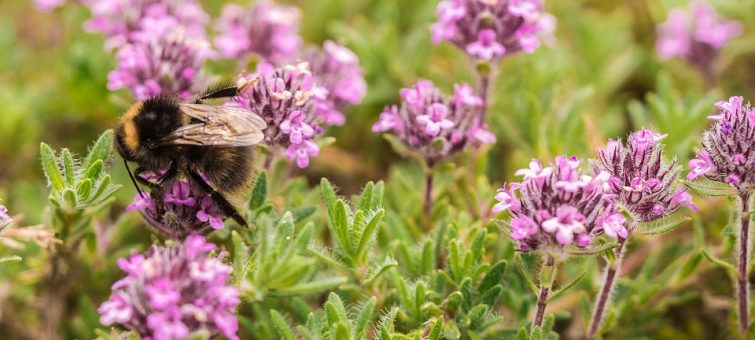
[188,170,250,228]
[156,165,178,185]
[133,167,160,190]
[195,85,245,103]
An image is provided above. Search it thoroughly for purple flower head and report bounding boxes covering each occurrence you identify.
[84,0,209,50]
[107,28,213,100]
[234,62,323,168]
[493,155,618,251]
[128,179,227,239]
[689,96,755,193]
[0,205,11,229]
[656,2,740,67]
[214,2,302,64]
[431,0,555,61]
[301,41,367,126]
[98,234,240,340]
[372,79,493,164]
[592,129,694,225]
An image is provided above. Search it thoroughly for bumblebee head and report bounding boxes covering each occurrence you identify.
[115,98,182,169]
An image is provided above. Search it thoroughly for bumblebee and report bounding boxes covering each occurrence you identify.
[114,83,266,228]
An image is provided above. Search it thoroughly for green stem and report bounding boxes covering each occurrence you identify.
[534,255,557,327]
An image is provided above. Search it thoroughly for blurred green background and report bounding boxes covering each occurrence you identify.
[2,0,755,338]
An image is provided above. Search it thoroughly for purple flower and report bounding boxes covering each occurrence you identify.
[214,2,302,64]
[98,235,239,340]
[493,155,618,251]
[657,3,740,68]
[84,0,209,50]
[592,129,694,225]
[687,151,714,180]
[372,80,493,164]
[431,0,555,61]
[302,41,367,126]
[286,140,320,168]
[106,28,213,100]
[493,183,521,214]
[0,205,11,229]
[599,213,628,239]
[128,180,226,239]
[465,29,506,61]
[514,159,553,182]
[689,96,755,193]
[234,63,323,168]
[33,0,66,12]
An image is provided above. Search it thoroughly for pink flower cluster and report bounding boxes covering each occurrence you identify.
[302,41,368,126]
[431,0,555,61]
[688,96,755,193]
[234,63,322,168]
[107,29,213,100]
[214,2,302,64]
[493,156,621,251]
[84,0,213,100]
[98,234,240,340]
[128,179,226,239]
[657,3,740,64]
[84,0,209,50]
[592,129,695,226]
[372,80,495,164]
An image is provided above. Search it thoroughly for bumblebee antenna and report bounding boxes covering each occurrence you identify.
[124,159,145,199]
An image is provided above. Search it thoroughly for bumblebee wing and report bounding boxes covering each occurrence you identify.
[160,104,267,147]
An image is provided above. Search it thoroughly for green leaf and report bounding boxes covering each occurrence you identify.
[0,255,22,264]
[700,248,737,275]
[514,255,539,295]
[479,285,502,306]
[565,242,618,255]
[684,178,737,197]
[357,209,384,259]
[335,322,351,340]
[84,159,104,180]
[358,182,375,212]
[76,178,92,202]
[63,188,77,209]
[363,257,398,284]
[40,143,64,191]
[468,304,488,328]
[325,292,348,325]
[638,214,691,235]
[334,200,350,252]
[62,148,75,186]
[270,310,295,340]
[231,231,249,285]
[269,277,347,296]
[530,326,543,340]
[479,260,507,293]
[548,271,587,302]
[83,129,113,170]
[249,171,268,210]
[355,297,376,337]
[321,178,338,220]
[89,174,112,202]
[428,318,443,340]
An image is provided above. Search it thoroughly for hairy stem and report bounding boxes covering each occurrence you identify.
[263,152,274,170]
[423,172,434,231]
[478,74,491,121]
[737,193,751,336]
[534,255,556,327]
[588,236,628,337]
